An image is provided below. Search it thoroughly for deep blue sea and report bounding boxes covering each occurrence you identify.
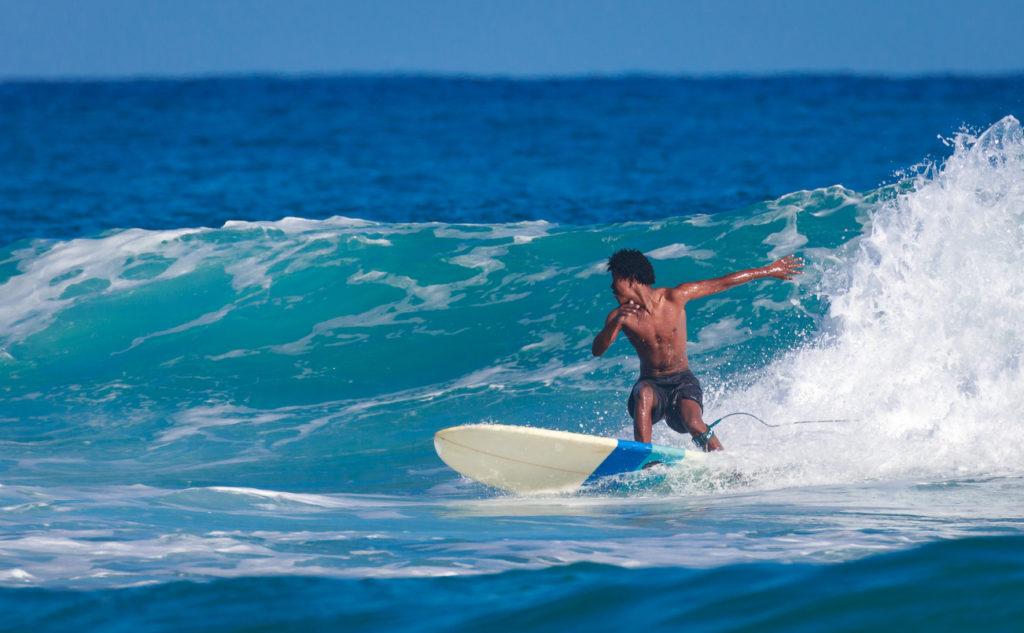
[1,75,1024,632]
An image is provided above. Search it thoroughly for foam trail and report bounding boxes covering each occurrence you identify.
[714,116,1024,487]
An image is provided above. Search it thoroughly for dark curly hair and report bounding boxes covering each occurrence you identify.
[607,249,655,285]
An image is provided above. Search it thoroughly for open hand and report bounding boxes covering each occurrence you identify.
[614,300,644,321]
[765,254,805,280]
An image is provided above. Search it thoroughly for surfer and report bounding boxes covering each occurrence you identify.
[591,249,804,450]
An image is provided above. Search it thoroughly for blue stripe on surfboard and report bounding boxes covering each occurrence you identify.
[584,440,652,483]
[584,440,692,485]
[648,445,690,463]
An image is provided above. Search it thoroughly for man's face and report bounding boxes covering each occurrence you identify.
[610,276,634,305]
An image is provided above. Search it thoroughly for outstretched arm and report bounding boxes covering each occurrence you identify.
[675,255,804,301]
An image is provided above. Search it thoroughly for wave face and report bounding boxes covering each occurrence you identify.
[3,116,1023,497]
[0,188,868,493]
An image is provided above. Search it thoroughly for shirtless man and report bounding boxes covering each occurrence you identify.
[591,249,804,450]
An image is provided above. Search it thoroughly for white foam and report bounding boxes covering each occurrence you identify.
[0,228,206,341]
[519,332,567,353]
[432,220,554,242]
[0,216,427,344]
[221,215,377,232]
[154,405,287,445]
[574,259,608,279]
[762,211,809,258]
[203,487,409,510]
[121,305,236,353]
[646,243,715,261]
[690,317,751,353]
[448,245,509,275]
[713,116,1024,488]
[0,568,35,582]
[260,244,522,354]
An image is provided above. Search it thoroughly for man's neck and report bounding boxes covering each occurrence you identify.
[632,284,659,311]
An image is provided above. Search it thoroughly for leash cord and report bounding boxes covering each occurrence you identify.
[693,412,850,448]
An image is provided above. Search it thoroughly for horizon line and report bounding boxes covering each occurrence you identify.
[3,68,1024,85]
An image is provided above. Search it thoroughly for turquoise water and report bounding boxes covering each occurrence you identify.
[2,77,1024,630]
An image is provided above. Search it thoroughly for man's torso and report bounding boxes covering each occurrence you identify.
[620,287,691,377]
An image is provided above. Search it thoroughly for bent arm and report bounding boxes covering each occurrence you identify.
[676,255,804,301]
[592,310,622,356]
[591,303,640,356]
[593,319,614,354]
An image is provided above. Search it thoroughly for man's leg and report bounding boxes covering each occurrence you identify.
[630,382,658,443]
[678,399,724,451]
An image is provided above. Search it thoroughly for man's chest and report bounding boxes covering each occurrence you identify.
[624,307,687,344]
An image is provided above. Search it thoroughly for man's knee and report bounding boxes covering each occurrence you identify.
[631,382,657,415]
[676,399,704,432]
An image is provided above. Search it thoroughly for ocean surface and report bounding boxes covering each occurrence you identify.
[1,75,1024,631]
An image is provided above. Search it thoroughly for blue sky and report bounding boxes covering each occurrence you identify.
[1,0,1022,78]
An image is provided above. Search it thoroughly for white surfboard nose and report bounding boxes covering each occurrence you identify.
[434,424,617,493]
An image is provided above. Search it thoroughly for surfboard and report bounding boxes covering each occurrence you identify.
[433,423,705,494]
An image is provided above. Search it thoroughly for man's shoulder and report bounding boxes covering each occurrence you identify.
[659,284,693,303]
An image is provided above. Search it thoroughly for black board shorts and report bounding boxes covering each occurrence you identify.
[627,370,704,434]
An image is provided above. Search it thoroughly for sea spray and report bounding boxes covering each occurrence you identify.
[711,116,1024,489]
